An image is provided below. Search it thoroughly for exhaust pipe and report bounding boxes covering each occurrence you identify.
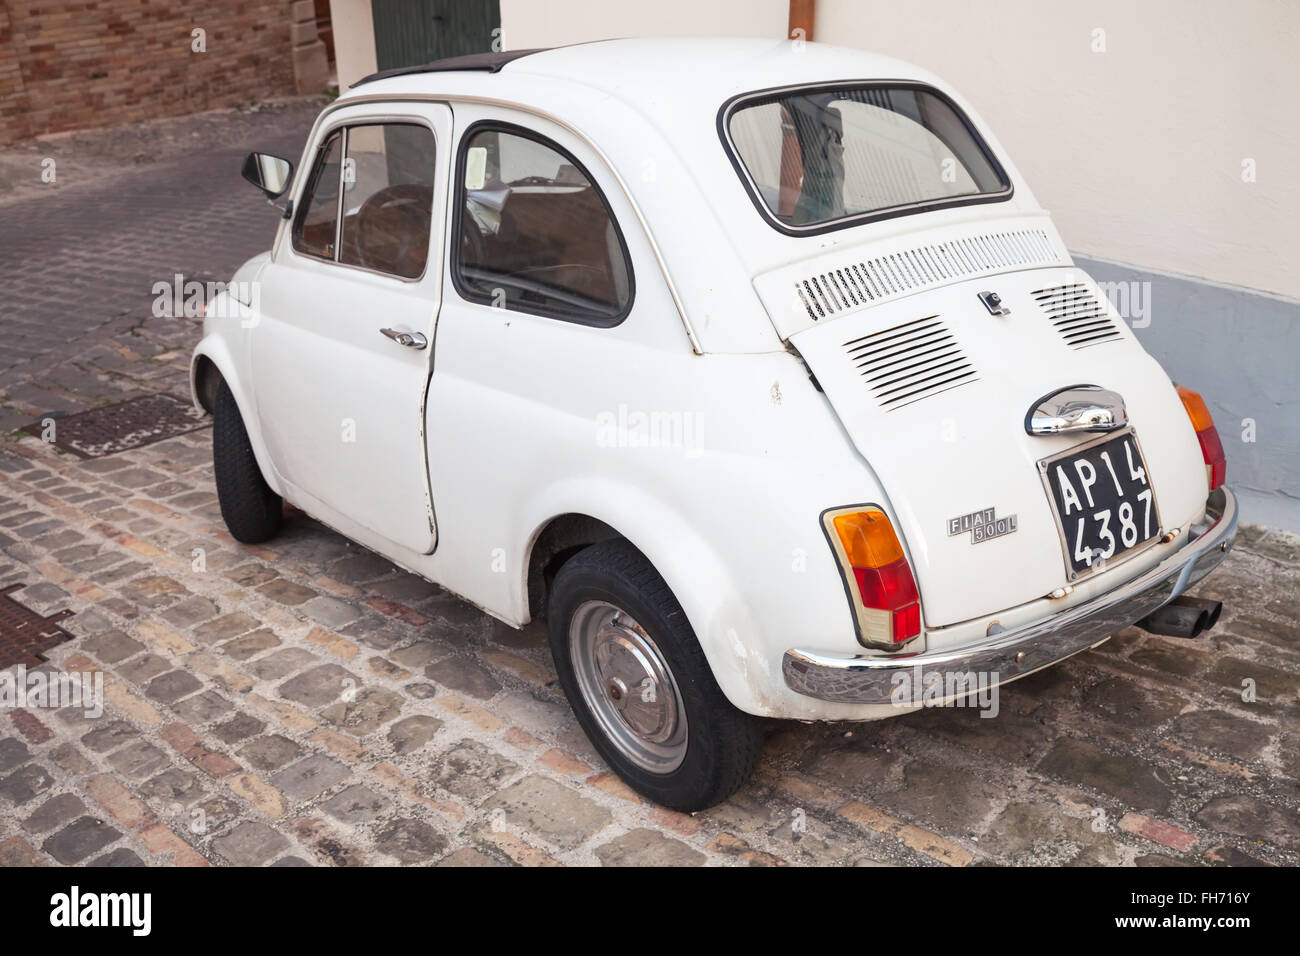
[1175,596,1222,632]
[1136,595,1224,638]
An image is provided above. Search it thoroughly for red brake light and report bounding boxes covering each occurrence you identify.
[892,603,921,645]
[853,558,920,612]
[1196,425,1226,490]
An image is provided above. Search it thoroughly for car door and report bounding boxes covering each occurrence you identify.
[251,104,452,554]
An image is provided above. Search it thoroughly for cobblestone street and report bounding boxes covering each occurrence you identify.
[0,99,323,406]
[1,104,1298,868]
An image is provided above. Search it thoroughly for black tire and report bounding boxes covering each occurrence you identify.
[212,379,282,544]
[547,540,764,811]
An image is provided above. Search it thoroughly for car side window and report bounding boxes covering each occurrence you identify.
[292,130,343,260]
[291,123,436,279]
[338,123,436,279]
[454,124,633,324]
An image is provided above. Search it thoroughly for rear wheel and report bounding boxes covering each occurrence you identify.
[212,379,282,544]
[547,540,764,811]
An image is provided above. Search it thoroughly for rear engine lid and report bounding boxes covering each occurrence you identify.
[786,265,1207,628]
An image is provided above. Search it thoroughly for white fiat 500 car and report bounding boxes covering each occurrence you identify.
[193,38,1237,810]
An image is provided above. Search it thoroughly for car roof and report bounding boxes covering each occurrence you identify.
[333,37,1040,355]
[342,36,943,112]
[351,49,548,87]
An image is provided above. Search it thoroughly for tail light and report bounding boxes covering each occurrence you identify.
[1176,385,1226,490]
[823,507,921,649]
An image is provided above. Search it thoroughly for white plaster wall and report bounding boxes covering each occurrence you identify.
[329,0,378,90]
[500,0,789,49]
[502,0,1300,300]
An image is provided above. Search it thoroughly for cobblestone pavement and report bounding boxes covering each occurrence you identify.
[0,99,324,392]
[0,107,1298,867]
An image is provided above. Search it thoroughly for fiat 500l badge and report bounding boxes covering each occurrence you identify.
[948,506,1019,543]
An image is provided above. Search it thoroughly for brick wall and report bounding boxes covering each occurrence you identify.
[0,0,299,146]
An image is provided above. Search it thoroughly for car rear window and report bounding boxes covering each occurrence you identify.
[723,83,1011,233]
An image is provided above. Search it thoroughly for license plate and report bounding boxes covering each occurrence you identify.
[1040,430,1161,578]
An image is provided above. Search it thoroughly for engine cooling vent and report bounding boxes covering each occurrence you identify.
[1032,283,1123,349]
[844,315,978,412]
[795,228,1062,322]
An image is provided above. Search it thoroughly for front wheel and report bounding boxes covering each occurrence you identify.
[547,540,764,811]
[212,379,282,544]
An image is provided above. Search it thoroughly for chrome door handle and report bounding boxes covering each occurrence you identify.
[380,327,427,350]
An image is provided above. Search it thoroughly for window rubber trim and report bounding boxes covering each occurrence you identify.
[717,79,1015,238]
[449,118,636,327]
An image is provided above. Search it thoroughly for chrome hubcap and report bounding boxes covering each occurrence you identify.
[569,601,688,773]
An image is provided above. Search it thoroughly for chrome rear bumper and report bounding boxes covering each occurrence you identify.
[783,486,1238,704]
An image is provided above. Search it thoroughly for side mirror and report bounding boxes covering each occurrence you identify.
[241,152,293,199]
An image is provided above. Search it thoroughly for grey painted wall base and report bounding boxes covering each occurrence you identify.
[1073,255,1299,533]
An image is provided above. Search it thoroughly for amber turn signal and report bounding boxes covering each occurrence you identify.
[831,509,905,568]
[1177,386,1214,432]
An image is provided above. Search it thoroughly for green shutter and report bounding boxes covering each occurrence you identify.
[372,0,503,71]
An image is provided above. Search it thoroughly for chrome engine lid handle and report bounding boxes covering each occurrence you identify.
[1025,384,1127,435]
